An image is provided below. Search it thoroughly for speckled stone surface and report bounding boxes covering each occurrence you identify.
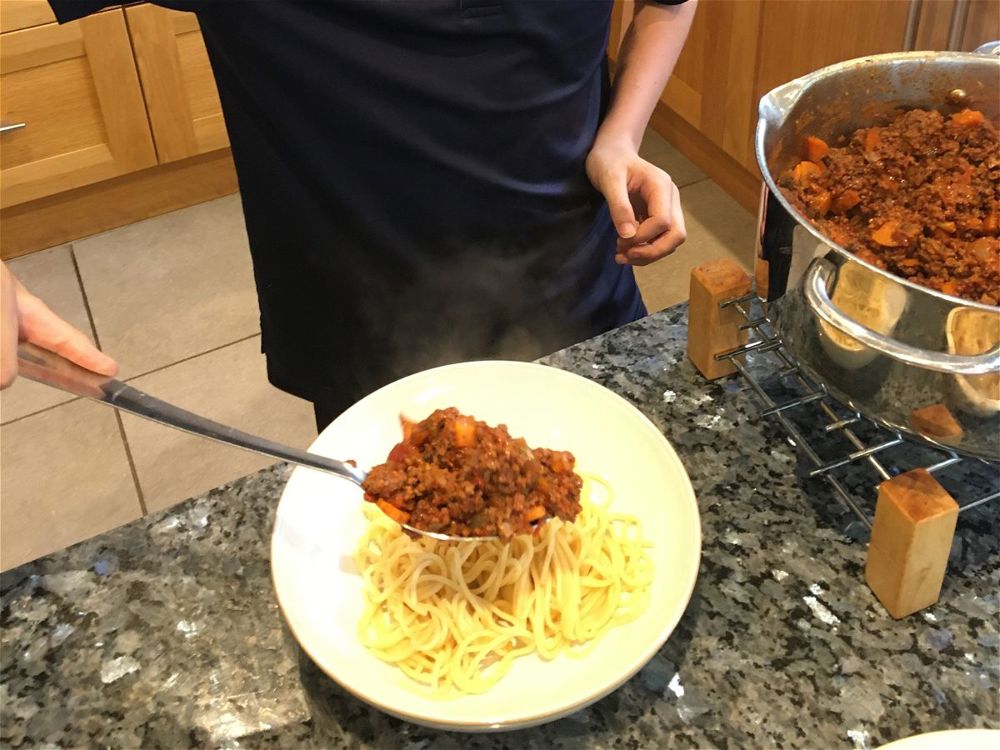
[2,306,998,749]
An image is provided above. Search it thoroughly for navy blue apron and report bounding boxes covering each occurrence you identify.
[51,0,658,413]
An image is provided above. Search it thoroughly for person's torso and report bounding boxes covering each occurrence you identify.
[189,0,614,258]
[162,1,641,392]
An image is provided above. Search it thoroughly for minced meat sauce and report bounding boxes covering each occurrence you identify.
[780,108,999,305]
[361,408,582,540]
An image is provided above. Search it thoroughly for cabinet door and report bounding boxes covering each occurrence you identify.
[125,5,229,163]
[916,0,1000,52]
[662,0,762,172]
[754,1,928,119]
[610,1,763,173]
[0,11,157,207]
[0,0,56,33]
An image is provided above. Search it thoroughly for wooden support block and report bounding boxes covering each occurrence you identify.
[865,469,959,619]
[686,259,752,379]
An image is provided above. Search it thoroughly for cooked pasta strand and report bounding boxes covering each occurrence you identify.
[354,476,653,694]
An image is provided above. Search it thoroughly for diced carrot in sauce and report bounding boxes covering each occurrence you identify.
[548,451,574,474]
[950,109,985,127]
[792,160,824,185]
[985,211,999,234]
[400,416,416,442]
[805,136,829,162]
[376,499,410,525]
[872,220,901,247]
[832,189,860,214]
[940,280,959,297]
[937,221,957,234]
[971,237,996,260]
[452,415,476,447]
[809,190,832,216]
[524,506,547,522]
[864,128,881,151]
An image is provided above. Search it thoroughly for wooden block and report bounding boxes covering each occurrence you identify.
[865,469,959,619]
[909,403,964,445]
[686,258,752,379]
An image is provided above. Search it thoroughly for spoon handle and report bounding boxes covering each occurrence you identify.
[15,342,367,486]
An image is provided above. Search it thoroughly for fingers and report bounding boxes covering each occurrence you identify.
[600,167,640,240]
[615,170,686,266]
[621,225,686,266]
[1,263,19,388]
[621,175,673,246]
[17,291,118,377]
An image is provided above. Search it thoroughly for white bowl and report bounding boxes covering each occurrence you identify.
[878,729,1000,750]
[270,360,701,731]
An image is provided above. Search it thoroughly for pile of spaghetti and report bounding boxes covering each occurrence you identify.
[354,477,653,694]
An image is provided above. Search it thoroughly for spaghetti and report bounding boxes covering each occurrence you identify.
[354,476,653,694]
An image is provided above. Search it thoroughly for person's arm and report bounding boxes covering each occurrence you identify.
[586,0,697,266]
[1,262,117,388]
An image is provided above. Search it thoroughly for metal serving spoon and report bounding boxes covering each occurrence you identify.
[15,342,496,542]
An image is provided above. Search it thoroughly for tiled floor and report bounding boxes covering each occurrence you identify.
[0,132,755,571]
[0,195,316,571]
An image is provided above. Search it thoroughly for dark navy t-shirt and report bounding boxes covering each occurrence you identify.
[51,0,683,411]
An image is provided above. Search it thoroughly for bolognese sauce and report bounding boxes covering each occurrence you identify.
[780,108,999,305]
[361,408,582,540]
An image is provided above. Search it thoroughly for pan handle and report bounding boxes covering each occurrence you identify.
[804,259,1000,376]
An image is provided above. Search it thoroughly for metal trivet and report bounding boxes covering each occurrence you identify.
[715,292,1000,532]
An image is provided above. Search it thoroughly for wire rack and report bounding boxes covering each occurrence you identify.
[715,292,1000,533]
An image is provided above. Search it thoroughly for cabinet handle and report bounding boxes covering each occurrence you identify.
[0,122,26,134]
[946,0,970,51]
[902,0,922,51]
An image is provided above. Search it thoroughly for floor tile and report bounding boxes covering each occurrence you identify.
[119,335,315,513]
[634,179,757,313]
[0,399,140,571]
[1,245,95,423]
[640,128,708,188]
[72,194,260,379]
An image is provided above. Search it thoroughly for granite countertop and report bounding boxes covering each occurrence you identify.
[2,305,998,749]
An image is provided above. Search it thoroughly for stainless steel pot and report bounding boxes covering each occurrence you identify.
[755,49,1000,460]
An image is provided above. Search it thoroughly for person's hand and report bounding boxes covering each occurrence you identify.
[1,261,117,389]
[586,141,686,266]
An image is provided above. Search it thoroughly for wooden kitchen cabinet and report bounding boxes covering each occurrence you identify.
[653,1,762,175]
[0,9,157,206]
[0,3,238,260]
[0,0,56,33]
[612,0,1000,213]
[124,4,229,162]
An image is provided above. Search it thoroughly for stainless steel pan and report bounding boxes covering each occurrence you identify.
[755,48,1000,460]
